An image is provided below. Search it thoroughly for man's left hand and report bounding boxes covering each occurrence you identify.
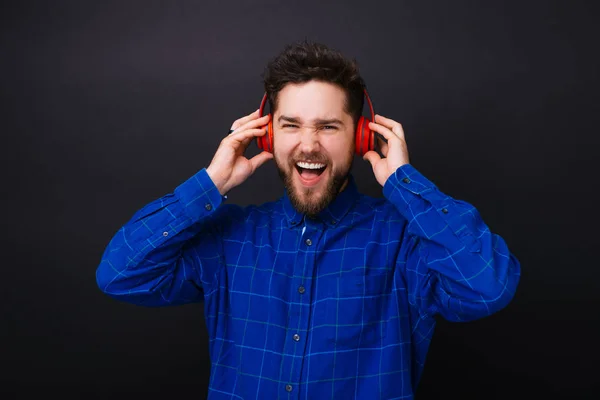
[363,114,410,187]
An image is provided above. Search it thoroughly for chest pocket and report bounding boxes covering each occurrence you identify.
[317,271,391,349]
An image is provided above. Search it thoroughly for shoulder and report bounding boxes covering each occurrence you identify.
[353,189,402,220]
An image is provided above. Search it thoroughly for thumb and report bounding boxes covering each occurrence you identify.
[249,151,274,172]
[362,150,380,167]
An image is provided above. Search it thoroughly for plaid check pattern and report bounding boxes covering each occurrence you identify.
[97,163,520,399]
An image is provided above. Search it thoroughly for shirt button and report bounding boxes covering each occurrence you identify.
[305,238,312,246]
[442,208,448,214]
[205,203,212,211]
[293,334,300,342]
[298,286,305,294]
[162,231,169,237]
[285,384,293,392]
[402,177,411,184]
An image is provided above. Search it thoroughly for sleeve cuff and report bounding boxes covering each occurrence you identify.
[174,168,226,221]
[383,163,482,252]
[382,164,439,212]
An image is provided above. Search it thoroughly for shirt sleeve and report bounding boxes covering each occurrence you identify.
[384,163,521,322]
[95,168,228,307]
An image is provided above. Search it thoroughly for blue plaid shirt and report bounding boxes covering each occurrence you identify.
[96,163,520,399]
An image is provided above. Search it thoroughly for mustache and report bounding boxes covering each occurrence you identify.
[291,152,329,164]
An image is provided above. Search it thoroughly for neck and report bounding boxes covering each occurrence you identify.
[338,177,349,193]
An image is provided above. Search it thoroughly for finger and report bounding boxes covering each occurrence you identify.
[223,129,266,149]
[368,121,396,142]
[240,136,253,148]
[239,134,257,152]
[377,135,389,157]
[230,109,261,131]
[374,114,405,141]
[362,150,381,167]
[226,128,267,145]
[234,113,271,133]
[249,151,274,172]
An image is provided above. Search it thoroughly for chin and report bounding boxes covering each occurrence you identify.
[284,166,347,217]
[274,151,352,217]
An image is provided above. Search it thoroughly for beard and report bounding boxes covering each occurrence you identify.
[274,149,354,218]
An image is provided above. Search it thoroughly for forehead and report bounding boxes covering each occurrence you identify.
[275,81,350,120]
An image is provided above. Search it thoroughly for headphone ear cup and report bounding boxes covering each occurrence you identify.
[256,114,274,153]
[355,116,373,156]
[265,118,274,153]
[367,118,375,153]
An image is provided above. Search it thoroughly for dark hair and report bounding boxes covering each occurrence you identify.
[262,40,366,127]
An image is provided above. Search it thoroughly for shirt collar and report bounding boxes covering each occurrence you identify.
[282,175,359,228]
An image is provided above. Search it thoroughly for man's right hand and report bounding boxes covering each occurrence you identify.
[206,109,274,196]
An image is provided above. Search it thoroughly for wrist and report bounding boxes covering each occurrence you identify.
[206,166,228,195]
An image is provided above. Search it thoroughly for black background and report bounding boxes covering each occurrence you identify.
[2,0,599,398]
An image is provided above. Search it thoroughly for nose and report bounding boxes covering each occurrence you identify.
[298,129,320,154]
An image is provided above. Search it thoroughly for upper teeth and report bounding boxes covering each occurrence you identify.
[297,162,325,169]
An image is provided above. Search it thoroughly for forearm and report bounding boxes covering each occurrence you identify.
[386,164,521,321]
[95,168,225,306]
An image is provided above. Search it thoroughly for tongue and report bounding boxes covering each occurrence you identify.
[300,168,322,179]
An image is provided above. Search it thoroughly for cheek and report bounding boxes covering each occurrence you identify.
[273,141,295,170]
[323,135,354,162]
[273,134,294,156]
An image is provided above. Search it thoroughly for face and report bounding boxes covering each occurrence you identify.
[272,80,355,217]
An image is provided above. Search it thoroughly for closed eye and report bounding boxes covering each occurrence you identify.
[281,124,338,130]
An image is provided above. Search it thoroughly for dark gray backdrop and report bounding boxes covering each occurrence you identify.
[2,0,598,398]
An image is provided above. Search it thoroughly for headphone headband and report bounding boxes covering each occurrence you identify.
[363,88,375,123]
[259,92,268,117]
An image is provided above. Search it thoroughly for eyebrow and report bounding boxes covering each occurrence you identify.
[278,115,345,126]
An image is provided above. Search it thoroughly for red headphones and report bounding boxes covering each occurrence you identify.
[256,88,376,156]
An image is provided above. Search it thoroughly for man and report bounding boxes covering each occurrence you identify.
[96,40,520,399]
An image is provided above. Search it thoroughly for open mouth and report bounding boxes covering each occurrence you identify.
[295,161,327,186]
